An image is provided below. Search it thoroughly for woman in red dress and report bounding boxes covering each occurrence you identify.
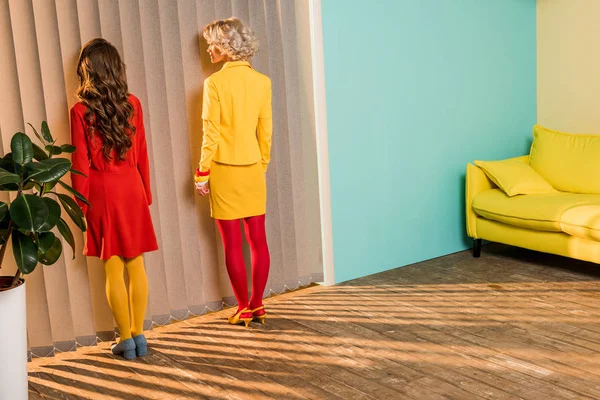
[70,38,158,360]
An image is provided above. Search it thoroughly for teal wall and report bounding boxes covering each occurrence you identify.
[321,1,537,283]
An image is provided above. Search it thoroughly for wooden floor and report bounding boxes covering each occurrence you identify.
[29,244,600,400]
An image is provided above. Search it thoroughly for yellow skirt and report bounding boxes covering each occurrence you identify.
[209,161,267,220]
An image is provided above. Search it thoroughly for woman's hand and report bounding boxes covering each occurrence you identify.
[195,181,210,196]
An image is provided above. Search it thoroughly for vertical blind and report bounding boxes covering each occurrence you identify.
[0,0,323,357]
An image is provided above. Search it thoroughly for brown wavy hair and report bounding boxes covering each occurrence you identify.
[76,38,135,161]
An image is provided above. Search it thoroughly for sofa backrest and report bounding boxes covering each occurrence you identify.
[529,125,600,194]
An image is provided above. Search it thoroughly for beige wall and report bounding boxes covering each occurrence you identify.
[537,0,600,133]
[0,0,323,357]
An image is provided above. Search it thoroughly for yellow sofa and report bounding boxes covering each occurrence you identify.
[466,125,600,262]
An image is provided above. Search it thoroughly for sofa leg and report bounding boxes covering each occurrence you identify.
[473,239,482,258]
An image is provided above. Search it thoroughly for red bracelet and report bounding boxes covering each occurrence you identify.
[195,168,210,177]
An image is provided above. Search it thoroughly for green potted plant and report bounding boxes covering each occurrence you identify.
[0,122,88,400]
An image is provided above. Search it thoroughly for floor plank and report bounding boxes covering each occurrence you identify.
[29,244,600,399]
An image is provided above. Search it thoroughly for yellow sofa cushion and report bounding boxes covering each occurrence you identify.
[472,189,600,232]
[529,125,600,194]
[560,205,600,242]
[474,157,556,197]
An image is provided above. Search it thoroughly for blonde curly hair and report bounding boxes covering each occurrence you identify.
[203,17,259,61]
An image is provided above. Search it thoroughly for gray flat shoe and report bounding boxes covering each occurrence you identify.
[111,338,136,360]
[133,334,148,357]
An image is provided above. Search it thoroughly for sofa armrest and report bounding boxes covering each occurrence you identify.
[465,163,496,238]
[465,155,529,238]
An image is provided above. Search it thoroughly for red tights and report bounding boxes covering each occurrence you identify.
[216,215,270,314]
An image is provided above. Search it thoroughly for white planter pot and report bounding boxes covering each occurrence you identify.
[0,278,27,400]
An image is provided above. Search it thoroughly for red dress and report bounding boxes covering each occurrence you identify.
[70,94,158,260]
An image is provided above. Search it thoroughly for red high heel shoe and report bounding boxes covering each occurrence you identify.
[251,306,267,325]
[228,307,254,328]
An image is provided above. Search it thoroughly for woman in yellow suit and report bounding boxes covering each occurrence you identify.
[195,17,272,327]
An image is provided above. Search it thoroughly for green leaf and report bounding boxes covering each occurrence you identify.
[0,166,21,191]
[41,121,53,143]
[57,218,75,259]
[58,181,90,207]
[11,132,33,165]
[45,145,62,156]
[54,193,86,232]
[38,232,56,253]
[0,209,10,230]
[0,202,7,221]
[0,211,10,245]
[12,230,38,274]
[14,163,22,176]
[38,197,61,231]
[25,158,72,183]
[44,181,58,193]
[22,181,35,190]
[38,236,62,265]
[32,143,49,161]
[24,162,41,180]
[27,123,46,145]
[0,155,15,173]
[70,169,87,178]
[61,145,76,153]
[10,194,49,232]
[0,184,19,191]
[0,168,21,185]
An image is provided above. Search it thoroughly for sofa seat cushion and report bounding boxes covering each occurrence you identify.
[472,189,600,232]
[560,205,600,241]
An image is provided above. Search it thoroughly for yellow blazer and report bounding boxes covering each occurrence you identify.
[198,61,272,176]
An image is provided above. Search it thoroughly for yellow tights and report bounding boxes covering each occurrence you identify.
[104,255,148,342]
